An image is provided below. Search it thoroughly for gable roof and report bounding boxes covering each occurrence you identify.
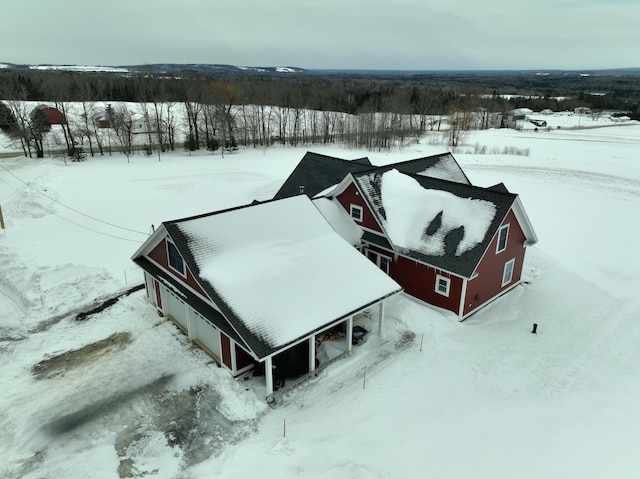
[137,195,401,360]
[352,168,531,278]
[273,151,374,200]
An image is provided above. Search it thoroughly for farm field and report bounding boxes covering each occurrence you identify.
[1,117,640,478]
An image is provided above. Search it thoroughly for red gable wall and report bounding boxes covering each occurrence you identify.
[147,238,210,299]
[335,182,383,233]
[463,208,527,316]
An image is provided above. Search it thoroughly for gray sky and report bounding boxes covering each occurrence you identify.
[1,0,638,70]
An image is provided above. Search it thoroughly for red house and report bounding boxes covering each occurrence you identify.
[276,152,538,319]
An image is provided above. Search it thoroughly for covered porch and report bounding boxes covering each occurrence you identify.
[258,297,393,404]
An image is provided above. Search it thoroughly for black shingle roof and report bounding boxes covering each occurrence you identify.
[273,151,471,202]
[273,151,373,200]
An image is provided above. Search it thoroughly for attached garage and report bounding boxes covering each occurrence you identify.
[191,309,222,361]
[132,195,403,400]
[163,287,188,331]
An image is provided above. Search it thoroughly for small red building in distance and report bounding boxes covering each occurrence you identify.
[275,152,538,319]
[32,105,67,125]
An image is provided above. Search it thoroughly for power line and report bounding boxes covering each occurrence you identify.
[0,162,149,236]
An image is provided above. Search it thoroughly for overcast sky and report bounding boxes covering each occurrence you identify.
[1,0,638,70]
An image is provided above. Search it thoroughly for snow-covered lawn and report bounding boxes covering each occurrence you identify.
[1,119,640,478]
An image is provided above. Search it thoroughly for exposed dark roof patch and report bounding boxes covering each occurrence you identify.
[273,151,374,200]
[382,153,471,185]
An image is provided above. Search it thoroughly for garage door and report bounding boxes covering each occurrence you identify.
[192,311,222,358]
[164,288,187,329]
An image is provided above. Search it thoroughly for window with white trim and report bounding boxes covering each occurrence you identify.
[502,258,515,286]
[366,249,391,275]
[167,240,186,276]
[435,274,451,297]
[496,224,509,253]
[379,255,391,275]
[350,204,363,222]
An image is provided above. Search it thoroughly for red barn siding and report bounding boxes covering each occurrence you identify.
[221,333,232,369]
[395,255,463,314]
[463,209,527,316]
[154,279,163,309]
[147,238,209,298]
[235,344,253,370]
[47,109,66,125]
[335,183,382,233]
[365,243,462,315]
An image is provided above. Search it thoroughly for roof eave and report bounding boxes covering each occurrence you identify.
[512,196,539,245]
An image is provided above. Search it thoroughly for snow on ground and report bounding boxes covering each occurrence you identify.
[1,118,640,478]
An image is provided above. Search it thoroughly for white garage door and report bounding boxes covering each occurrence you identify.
[192,311,221,358]
[164,287,187,329]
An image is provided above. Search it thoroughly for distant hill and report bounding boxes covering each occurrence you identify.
[0,62,307,76]
[1,62,639,78]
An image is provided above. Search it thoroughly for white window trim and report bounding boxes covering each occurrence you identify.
[496,224,510,254]
[366,249,392,275]
[378,255,391,275]
[350,204,363,222]
[502,258,515,287]
[166,240,187,277]
[435,274,451,297]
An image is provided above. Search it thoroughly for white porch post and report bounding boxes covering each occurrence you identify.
[346,315,353,354]
[378,300,386,338]
[186,306,195,340]
[309,336,316,373]
[265,356,274,396]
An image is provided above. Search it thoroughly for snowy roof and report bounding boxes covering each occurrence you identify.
[353,169,519,278]
[312,197,363,246]
[163,195,401,359]
[380,153,471,185]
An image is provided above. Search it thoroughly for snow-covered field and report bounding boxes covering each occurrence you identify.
[1,116,640,478]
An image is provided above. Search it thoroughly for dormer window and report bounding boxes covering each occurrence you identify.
[350,204,363,222]
[167,240,186,276]
[496,224,509,253]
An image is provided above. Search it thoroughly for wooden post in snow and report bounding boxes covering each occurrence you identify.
[0,204,5,230]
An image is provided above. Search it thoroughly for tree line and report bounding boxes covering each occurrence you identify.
[1,68,638,158]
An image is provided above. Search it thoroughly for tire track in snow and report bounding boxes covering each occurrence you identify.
[466,164,640,198]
